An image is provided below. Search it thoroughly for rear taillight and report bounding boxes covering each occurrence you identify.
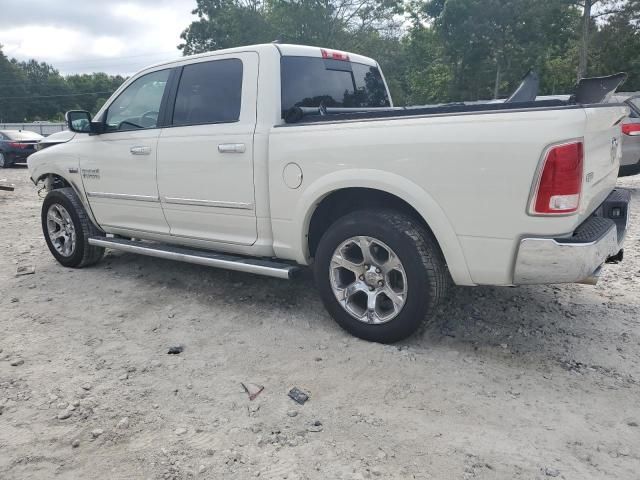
[321,49,349,61]
[622,124,640,136]
[8,142,27,149]
[530,141,584,215]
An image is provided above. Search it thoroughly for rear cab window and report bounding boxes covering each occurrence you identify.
[280,55,390,117]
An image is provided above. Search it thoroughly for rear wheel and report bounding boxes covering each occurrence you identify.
[314,209,449,343]
[41,187,105,268]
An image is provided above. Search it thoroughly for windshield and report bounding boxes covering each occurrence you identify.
[281,56,390,116]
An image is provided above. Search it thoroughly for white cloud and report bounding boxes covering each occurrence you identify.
[0,0,196,75]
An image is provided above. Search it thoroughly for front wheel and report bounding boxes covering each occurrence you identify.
[0,152,11,168]
[41,187,105,268]
[314,209,449,343]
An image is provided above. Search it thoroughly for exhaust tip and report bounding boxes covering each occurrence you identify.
[578,266,603,286]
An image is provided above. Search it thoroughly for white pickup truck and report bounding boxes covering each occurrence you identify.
[28,43,631,343]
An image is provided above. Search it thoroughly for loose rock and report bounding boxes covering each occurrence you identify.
[72,439,80,448]
[116,417,130,429]
[168,345,184,355]
[242,382,264,401]
[9,358,24,367]
[308,420,323,432]
[57,411,72,420]
[288,387,309,405]
[544,467,560,477]
[91,429,104,438]
[175,427,187,435]
[16,265,35,276]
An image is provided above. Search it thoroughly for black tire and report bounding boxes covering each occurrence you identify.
[314,209,449,343]
[0,152,12,168]
[41,187,105,268]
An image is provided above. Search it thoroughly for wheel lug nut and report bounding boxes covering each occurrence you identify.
[359,275,364,280]
[378,281,384,286]
[376,268,381,273]
[369,287,374,292]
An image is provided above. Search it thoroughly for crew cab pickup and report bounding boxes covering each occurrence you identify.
[28,43,631,343]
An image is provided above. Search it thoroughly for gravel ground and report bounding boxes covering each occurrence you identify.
[1,167,639,480]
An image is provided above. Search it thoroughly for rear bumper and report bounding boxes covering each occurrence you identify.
[513,189,630,285]
[619,161,640,177]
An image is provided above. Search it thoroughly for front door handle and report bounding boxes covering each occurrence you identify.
[218,143,246,154]
[130,146,151,155]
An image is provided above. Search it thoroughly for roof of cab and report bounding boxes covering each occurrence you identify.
[142,43,378,73]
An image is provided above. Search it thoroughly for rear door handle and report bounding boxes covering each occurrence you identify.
[218,143,246,154]
[130,146,151,155]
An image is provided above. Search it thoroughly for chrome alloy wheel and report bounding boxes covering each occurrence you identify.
[46,203,76,257]
[329,236,408,324]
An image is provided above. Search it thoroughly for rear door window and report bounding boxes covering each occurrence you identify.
[172,59,243,126]
[281,56,390,116]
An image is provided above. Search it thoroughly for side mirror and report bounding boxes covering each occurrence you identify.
[65,111,105,134]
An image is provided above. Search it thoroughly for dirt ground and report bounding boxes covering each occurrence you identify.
[1,166,639,480]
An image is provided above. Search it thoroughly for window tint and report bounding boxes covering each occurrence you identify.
[281,56,390,115]
[172,59,243,126]
[105,70,169,131]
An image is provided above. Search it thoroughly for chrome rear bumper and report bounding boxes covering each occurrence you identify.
[513,189,630,285]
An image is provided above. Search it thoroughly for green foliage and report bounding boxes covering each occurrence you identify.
[0,47,125,122]
[2,0,640,122]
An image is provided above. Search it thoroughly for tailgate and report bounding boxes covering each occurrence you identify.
[579,105,629,220]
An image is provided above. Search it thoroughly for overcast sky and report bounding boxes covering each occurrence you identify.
[0,0,197,76]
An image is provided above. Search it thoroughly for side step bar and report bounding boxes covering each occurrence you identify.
[88,237,301,280]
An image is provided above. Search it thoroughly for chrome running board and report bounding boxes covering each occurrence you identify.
[88,237,300,280]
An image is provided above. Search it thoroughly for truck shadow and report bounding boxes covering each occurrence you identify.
[101,250,617,362]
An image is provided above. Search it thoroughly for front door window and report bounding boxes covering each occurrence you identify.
[105,70,169,131]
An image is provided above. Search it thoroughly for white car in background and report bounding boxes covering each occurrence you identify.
[35,130,76,151]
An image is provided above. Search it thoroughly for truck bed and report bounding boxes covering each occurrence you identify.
[283,99,576,125]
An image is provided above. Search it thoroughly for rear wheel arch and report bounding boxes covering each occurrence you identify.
[308,188,436,257]
[298,177,473,286]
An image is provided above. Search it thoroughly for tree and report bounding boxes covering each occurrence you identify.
[415,0,578,100]
[570,0,626,79]
[0,45,28,122]
[178,0,403,55]
[0,45,125,122]
[590,4,640,90]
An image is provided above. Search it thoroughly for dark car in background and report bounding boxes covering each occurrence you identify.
[0,130,44,168]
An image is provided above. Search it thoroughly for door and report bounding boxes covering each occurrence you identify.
[80,69,171,233]
[156,53,258,245]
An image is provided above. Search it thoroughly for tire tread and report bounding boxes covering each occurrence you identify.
[42,187,104,268]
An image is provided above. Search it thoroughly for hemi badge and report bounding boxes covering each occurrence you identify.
[68,167,79,174]
[585,171,594,183]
